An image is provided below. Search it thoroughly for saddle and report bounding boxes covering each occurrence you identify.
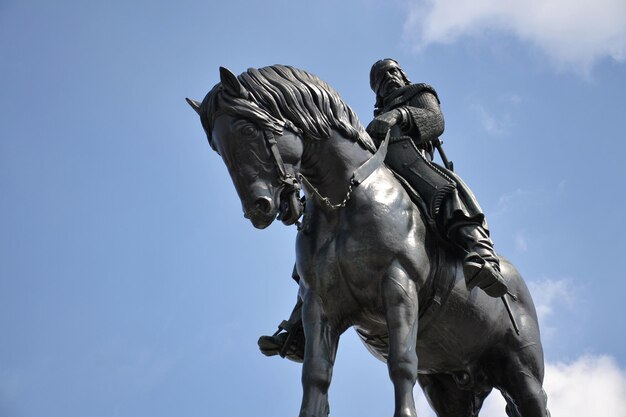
[385,136,456,219]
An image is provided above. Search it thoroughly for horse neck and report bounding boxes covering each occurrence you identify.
[299,131,373,205]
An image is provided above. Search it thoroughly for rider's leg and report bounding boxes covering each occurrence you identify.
[258,264,306,362]
[451,222,508,298]
[439,180,508,298]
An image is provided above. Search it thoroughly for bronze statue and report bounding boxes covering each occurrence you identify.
[260,59,508,362]
[187,64,549,417]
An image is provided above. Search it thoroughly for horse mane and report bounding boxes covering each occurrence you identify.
[201,65,377,153]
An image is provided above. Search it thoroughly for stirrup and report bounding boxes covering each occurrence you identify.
[258,320,304,363]
[273,320,293,336]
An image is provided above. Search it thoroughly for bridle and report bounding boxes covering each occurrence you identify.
[263,128,302,197]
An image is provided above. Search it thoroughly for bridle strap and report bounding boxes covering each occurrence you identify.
[264,130,300,191]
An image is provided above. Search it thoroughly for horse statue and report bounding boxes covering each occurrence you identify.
[187,65,549,417]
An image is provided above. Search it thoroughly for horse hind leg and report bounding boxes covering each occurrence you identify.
[418,373,491,417]
[383,263,420,417]
[496,346,550,417]
[501,381,550,417]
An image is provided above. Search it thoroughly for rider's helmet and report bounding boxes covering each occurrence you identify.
[369,59,411,96]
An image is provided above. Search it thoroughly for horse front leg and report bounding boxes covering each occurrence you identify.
[383,263,419,417]
[299,292,339,417]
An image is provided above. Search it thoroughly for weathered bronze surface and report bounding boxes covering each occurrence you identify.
[187,63,549,417]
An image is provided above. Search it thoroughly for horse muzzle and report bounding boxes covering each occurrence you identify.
[244,196,277,229]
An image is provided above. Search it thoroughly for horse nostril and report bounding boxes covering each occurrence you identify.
[255,197,272,214]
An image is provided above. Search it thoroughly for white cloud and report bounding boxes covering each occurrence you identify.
[493,183,563,216]
[543,356,626,416]
[416,355,626,416]
[505,94,522,105]
[471,102,511,136]
[514,231,528,252]
[404,0,626,74]
[528,279,575,320]
[494,188,531,214]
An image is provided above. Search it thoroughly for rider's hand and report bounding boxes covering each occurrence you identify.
[366,109,402,140]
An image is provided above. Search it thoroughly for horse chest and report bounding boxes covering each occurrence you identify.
[296,222,391,312]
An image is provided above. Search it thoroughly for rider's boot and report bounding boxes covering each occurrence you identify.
[454,223,508,298]
[257,297,305,363]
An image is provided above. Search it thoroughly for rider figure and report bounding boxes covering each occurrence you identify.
[367,58,507,298]
[258,59,508,362]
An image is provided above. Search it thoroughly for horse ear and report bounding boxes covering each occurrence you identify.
[219,66,246,97]
[185,98,202,115]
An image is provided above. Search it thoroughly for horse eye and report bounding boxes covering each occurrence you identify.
[240,124,259,137]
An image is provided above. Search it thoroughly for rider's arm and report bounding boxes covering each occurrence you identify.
[397,92,444,145]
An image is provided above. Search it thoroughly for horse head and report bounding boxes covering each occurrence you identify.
[187,67,305,229]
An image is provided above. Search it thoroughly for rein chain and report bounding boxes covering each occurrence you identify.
[264,127,390,212]
[298,174,356,210]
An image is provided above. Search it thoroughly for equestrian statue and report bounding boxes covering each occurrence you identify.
[186,61,549,417]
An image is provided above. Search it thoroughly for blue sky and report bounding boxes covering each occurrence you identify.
[1,1,626,416]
